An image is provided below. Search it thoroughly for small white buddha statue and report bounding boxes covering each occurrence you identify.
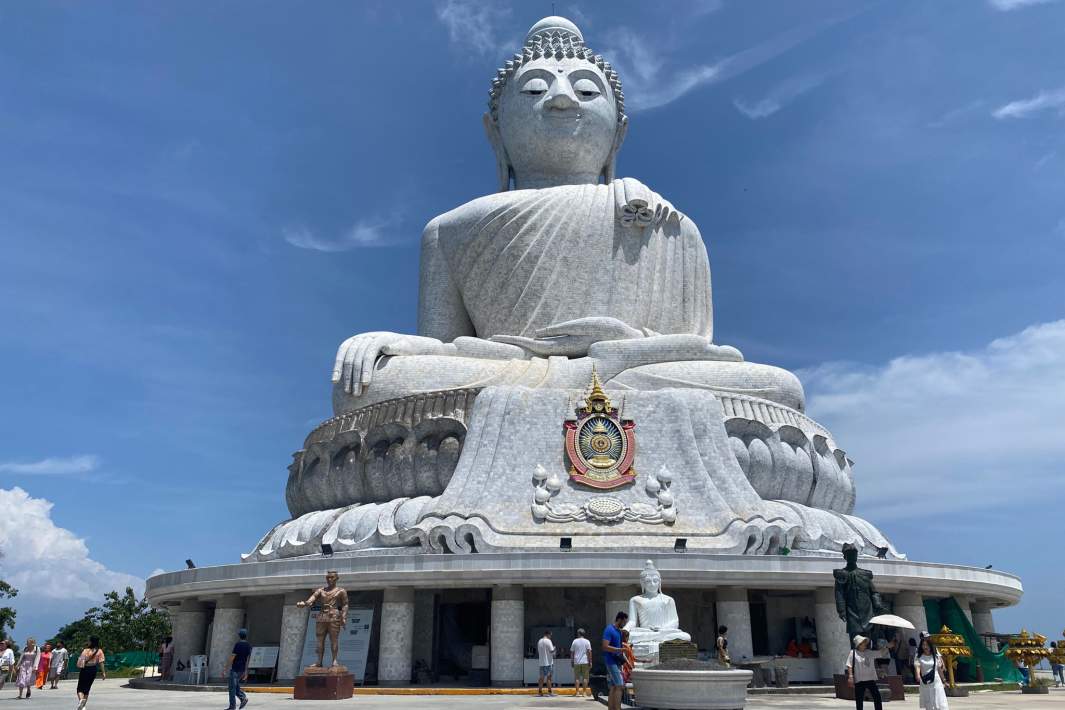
[625,560,691,658]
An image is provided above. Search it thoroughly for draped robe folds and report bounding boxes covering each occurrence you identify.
[440,182,713,340]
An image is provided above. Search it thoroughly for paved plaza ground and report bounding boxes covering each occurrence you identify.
[2,680,1063,709]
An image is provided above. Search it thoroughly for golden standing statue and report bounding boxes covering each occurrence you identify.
[297,571,349,669]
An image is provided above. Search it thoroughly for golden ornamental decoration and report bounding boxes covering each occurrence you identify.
[1004,629,1050,681]
[564,368,636,490]
[929,625,972,689]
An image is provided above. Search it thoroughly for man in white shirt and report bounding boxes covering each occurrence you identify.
[570,629,592,697]
[536,631,556,697]
[0,640,15,690]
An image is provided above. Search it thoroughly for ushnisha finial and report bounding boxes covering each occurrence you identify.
[525,16,584,44]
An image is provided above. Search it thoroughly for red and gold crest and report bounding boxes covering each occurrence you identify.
[564,369,636,489]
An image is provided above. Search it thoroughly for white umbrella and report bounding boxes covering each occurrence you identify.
[869,614,916,630]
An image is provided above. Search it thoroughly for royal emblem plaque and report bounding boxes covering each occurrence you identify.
[564,370,636,489]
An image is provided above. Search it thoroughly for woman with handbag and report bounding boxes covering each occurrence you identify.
[914,637,949,710]
[75,636,106,709]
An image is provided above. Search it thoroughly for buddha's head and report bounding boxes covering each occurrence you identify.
[640,559,662,596]
[485,16,628,191]
[325,570,339,587]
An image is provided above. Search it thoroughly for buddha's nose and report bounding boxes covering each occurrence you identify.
[545,84,578,111]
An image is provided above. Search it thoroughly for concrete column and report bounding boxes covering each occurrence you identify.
[955,596,973,626]
[972,601,996,650]
[491,585,524,687]
[208,595,245,679]
[605,585,638,628]
[894,591,928,647]
[170,600,209,671]
[278,590,311,680]
[412,591,435,672]
[379,587,415,686]
[814,587,850,683]
[715,587,753,664]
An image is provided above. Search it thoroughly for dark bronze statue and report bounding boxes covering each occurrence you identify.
[833,545,888,639]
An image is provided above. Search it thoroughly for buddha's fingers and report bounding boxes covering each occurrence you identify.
[353,336,378,393]
[339,339,360,393]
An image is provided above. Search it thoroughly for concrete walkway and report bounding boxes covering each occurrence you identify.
[4,679,1064,709]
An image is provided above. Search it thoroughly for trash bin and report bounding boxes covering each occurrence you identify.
[774,666,789,688]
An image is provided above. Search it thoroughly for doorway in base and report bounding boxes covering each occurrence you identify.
[432,589,491,685]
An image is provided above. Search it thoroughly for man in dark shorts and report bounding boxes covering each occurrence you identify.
[602,611,628,710]
[223,628,252,710]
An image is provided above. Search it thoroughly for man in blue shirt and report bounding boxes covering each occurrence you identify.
[602,611,628,710]
[223,628,252,710]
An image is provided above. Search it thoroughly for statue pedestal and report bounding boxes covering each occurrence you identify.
[294,666,353,700]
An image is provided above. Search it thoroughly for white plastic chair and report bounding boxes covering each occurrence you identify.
[188,655,208,685]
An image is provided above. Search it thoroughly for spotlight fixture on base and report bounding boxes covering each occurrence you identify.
[876,547,889,559]
[321,543,334,557]
[185,559,196,569]
[674,538,687,553]
[559,537,572,550]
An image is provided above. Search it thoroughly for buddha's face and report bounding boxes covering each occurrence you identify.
[497,57,618,182]
[326,571,338,587]
[641,572,662,596]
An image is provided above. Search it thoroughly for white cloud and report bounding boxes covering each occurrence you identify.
[987,0,1057,11]
[605,13,854,112]
[800,321,1065,522]
[283,219,395,252]
[0,487,142,602]
[992,86,1065,119]
[435,0,513,57]
[0,454,99,476]
[733,74,827,120]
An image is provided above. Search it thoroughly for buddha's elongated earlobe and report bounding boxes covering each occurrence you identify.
[483,112,513,192]
[601,116,628,183]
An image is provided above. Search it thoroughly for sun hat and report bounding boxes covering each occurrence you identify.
[853,634,869,647]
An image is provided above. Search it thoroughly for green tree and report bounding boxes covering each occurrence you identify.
[55,587,170,653]
[0,578,16,642]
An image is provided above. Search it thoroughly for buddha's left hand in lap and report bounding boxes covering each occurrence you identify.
[490,316,644,357]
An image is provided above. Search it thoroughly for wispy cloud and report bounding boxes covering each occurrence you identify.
[283,219,396,252]
[435,0,513,57]
[0,454,100,476]
[733,74,827,120]
[927,99,986,128]
[992,86,1065,119]
[987,0,1057,11]
[606,12,856,112]
[801,320,1065,521]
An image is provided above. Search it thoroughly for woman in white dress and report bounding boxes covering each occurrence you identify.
[914,637,949,710]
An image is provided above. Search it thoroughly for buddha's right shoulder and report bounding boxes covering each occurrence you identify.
[422,192,523,244]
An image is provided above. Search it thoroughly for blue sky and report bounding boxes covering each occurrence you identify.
[2,0,1063,641]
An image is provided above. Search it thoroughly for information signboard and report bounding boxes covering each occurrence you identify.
[299,607,375,682]
[248,646,279,670]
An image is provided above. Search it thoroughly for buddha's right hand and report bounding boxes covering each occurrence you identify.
[332,332,451,396]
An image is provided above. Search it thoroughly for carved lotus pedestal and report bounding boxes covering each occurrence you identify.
[294,665,353,701]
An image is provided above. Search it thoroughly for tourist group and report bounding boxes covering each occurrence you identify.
[0,637,105,708]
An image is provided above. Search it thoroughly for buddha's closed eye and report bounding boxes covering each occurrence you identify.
[573,78,600,99]
[521,77,549,96]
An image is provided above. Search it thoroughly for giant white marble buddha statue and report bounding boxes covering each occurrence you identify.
[330,16,803,415]
[625,560,691,658]
[255,15,897,562]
